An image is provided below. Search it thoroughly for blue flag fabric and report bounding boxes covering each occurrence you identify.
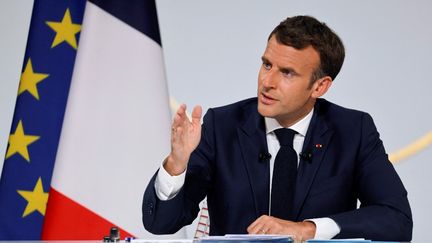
[0,0,86,239]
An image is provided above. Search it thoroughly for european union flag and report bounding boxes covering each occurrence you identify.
[0,0,86,239]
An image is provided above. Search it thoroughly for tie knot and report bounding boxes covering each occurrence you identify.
[274,128,297,147]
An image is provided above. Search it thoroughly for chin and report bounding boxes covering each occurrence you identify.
[257,104,274,118]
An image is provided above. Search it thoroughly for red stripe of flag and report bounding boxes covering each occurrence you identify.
[42,188,133,240]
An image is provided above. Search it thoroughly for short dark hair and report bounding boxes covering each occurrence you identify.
[269,15,345,82]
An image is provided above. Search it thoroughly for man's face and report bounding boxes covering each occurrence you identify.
[257,36,322,127]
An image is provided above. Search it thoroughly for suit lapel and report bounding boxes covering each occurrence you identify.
[237,105,270,217]
[293,100,334,219]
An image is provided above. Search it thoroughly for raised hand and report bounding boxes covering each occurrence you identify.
[164,104,202,175]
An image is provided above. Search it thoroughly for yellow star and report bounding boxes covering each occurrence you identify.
[17,177,49,217]
[46,8,81,49]
[5,120,40,162]
[18,58,49,100]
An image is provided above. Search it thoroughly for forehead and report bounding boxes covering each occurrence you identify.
[263,36,320,72]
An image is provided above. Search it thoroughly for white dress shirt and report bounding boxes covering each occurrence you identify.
[154,108,340,239]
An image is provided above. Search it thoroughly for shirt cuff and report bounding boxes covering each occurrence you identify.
[154,164,186,201]
[306,217,341,240]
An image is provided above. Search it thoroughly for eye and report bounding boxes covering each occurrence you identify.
[281,69,295,78]
[282,70,292,76]
[262,61,271,70]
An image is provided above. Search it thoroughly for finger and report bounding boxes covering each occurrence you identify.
[250,224,268,235]
[247,215,266,234]
[173,104,187,127]
[247,224,262,234]
[247,218,260,233]
[177,104,187,120]
[191,105,202,126]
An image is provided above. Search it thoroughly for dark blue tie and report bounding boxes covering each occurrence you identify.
[271,128,298,220]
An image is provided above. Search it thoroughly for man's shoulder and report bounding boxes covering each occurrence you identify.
[316,98,374,128]
[317,98,368,117]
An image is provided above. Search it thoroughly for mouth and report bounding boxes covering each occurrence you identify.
[259,92,277,105]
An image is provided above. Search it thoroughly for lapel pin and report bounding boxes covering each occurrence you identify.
[315,144,323,148]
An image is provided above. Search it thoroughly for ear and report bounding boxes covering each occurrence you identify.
[311,76,332,98]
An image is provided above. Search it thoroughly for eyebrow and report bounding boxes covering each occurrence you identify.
[280,67,298,76]
[261,56,270,63]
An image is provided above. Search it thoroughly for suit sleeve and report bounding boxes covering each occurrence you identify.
[330,113,413,241]
[142,109,216,234]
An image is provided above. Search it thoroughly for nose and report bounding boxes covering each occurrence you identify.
[260,70,278,89]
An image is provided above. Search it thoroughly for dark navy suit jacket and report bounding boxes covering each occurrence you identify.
[143,98,412,241]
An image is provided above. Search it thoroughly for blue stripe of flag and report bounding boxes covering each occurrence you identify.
[90,0,162,46]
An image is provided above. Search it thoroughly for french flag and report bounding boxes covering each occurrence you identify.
[42,0,184,240]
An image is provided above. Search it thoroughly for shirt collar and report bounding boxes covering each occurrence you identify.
[264,108,314,137]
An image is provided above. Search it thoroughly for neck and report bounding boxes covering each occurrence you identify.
[276,99,316,127]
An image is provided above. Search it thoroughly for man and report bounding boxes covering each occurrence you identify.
[142,15,412,241]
